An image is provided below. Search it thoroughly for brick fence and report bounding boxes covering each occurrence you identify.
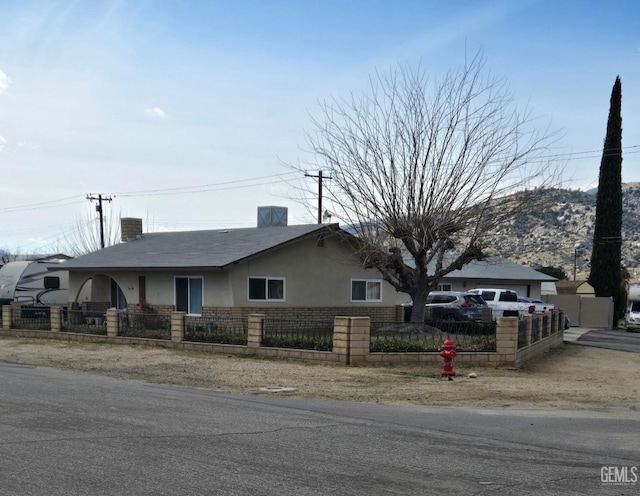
[1,305,565,368]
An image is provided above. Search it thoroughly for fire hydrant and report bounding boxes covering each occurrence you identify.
[439,338,457,380]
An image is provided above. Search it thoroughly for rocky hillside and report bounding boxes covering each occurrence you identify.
[490,183,640,281]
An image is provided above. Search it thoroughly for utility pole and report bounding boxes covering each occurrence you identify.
[305,170,331,224]
[86,194,113,249]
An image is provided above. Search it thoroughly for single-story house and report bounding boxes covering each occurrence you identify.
[61,219,407,322]
[60,217,556,320]
[429,257,557,299]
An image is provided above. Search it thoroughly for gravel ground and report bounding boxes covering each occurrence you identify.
[0,336,638,409]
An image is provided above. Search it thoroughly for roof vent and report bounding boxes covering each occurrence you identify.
[257,206,287,228]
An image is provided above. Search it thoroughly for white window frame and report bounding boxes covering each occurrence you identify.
[248,276,286,302]
[350,279,382,302]
[437,283,452,291]
[174,276,204,316]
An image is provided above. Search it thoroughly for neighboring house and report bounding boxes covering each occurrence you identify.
[61,219,407,322]
[431,257,557,299]
[555,280,596,297]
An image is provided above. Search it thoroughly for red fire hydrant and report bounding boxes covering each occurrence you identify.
[440,338,457,380]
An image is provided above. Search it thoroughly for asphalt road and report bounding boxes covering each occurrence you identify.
[574,328,640,353]
[1,362,638,495]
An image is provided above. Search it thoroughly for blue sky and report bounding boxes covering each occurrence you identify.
[0,0,639,253]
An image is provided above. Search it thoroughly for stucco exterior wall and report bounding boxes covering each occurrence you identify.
[227,234,408,307]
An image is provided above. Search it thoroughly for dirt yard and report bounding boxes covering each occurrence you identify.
[0,336,638,410]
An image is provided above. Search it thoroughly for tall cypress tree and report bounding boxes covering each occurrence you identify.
[588,76,625,323]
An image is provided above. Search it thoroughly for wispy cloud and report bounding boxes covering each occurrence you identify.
[0,135,7,152]
[144,107,168,119]
[17,140,40,150]
[0,70,10,94]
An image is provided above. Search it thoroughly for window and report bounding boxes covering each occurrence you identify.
[428,295,456,304]
[43,276,60,289]
[248,277,285,301]
[175,276,203,315]
[437,283,452,291]
[498,291,518,302]
[480,291,496,301]
[351,279,382,302]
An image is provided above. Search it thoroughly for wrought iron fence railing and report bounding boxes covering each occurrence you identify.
[63,309,108,335]
[262,319,334,351]
[184,316,248,345]
[531,317,540,342]
[11,306,51,330]
[517,319,527,349]
[370,320,496,352]
[119,311,171,340]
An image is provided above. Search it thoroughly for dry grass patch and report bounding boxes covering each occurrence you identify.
[0,337,638,410]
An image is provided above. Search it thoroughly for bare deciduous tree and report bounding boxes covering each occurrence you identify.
[300,53,563,322]
[62,207,121,257]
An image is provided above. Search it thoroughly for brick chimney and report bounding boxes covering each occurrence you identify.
[121,217,143,242]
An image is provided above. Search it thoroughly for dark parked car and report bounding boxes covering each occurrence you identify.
[425,291,489,322]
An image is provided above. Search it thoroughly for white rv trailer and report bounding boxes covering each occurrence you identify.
[0,258,77,306]
[626,283,640,331]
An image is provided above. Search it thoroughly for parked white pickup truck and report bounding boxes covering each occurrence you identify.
[467,288,535,319]
[517,296,555,313]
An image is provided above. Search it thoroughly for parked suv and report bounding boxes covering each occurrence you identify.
[425,291,489,322]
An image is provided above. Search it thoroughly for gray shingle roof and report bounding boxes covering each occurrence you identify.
[443,257,557,281]
[403,251,556,282]
[62,224,334,270]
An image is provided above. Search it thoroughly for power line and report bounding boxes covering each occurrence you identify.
[1,145,639,214]
[0,172,299,213]
[112,171,300,197]
[0,196,85,213]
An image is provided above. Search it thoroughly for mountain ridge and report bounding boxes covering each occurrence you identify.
[492,182,640,281]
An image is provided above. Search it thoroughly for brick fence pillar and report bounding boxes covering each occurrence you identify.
[2,305,11,329]
[348,317,371,365]
[50,306,62,332]
[247,314,264,349]
[332,316,350,364]
[496,317,518,367]
[171,311,186,342]
[106,308,120,338]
